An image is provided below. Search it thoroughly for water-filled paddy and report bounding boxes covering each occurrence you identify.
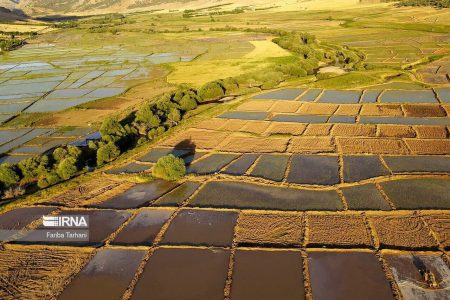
[253,88,305,100]
[318,90,362,104]
[380,90,437,103]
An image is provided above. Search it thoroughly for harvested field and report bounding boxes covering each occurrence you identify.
[377,125,416,138]
[343,155,390,182]
[306,213,373,247]
[59,249,145,300]
[131,247,230,300]
[161,209,238,247]
[264,122,306,135]
[219,119,248,131]
[240,121,271,134]
[94,180,179,209]
[334,104,361,115]
[138,147,191,163]
[219,111,268,121]
[250,154,289,182]
[187,153,239,175]
[422,213,450,249]
[341,184,392,211]
[297,103,338,115]
[222,154,259,176]
[402,104,446,117]
[360,104,404,116]
[236,100,274,112]
[303,124,332,136]
[307,251,394,300]
[217,135,289,153]
[414,126,448,139]
[331,124,376,137]
[337,138,409,155]
[288,137,335,153]
[230,249,305,300]
[369,214,438,249]
[190,181,343,211]
[380,178,450,209]
[161,129,231,150]
[153,182,202,206]
[194,118,227,131]
[270,101,302,113]
[383,252,450,299]
[405,139,450,154]
[0,245,93,300]
[112,208,174,245]
[287,155,340,185]
[105,162,151,175]
[235,212,304,246]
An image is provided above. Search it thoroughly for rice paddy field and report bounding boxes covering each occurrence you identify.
[1,0,450,299]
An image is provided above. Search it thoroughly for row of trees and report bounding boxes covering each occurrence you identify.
[395,0,450,8]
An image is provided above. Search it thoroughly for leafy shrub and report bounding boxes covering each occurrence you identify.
[178,95,198,111]
[135,103,161,127]
[97,142,120,166]
[167,108,181,126]
[198,81,225,101]
[100,117,125,138]
[18,156,48,180]
[152,154,186,181]
[56,157,78,180]
[148,126,166,140]
[37,171,60,188]
[0,164,20,186]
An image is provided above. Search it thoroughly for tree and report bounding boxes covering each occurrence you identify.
[100,117,125,137]
[97,142,120,166]
[56,157,78,180]
[152,155,186,181]
[178,94,198,111]
[167,108,181,126]
[0,164,20,186]
[135,104,161,127]
[198,81,225,101]
[53,147,68,162]
[37,171,60,188]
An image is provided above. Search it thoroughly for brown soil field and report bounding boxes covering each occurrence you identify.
[162,129,231,150]
[303,124,333,136]
[405,139,450,154]
[369,214,438,249]
[402,104,446,117]
[269,101,302,113]
[334,104,362,116]
[194,118,228,131]
[298,103,338,115]
[217,135,289,153]
[443,105,450,115]
[360,104,404,116]
[240,121,271,134]
[236,100,274,112]
[422,213,450,249]
[331,124,377,137]
[337,138,409,155]
[288,137,335,153]
[219,119,248,131]
[414,126,448,139]
[377,125,416,138]
[0,245,93,299]
[235,211,304,246]
[306,213,373,248]
[40,178,129,207]
[264,122,306,135]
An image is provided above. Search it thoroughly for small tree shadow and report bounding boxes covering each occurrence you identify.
[172,139,197,166]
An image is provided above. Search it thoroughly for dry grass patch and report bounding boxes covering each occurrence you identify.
[405,139,450,154]
[162,129,231,149]
[289,136,335,153]
[402,104,446,117]
[265,122,306,136]
[270,101,302,113]
[218,135,289,153]
[236,100,274,112]
[337,138,409,154]
[422,213,450,249]
[220,119,248,131]
[306,213,373,247]
[240,121,271,134]
[298,103,338,115]
[377,125,416,138]
[360,104,403,116]
[0,245,93,300]
[414,126,448,139]
[443,105,450,116]
[303,124,333,136]
[236,211,304,246]
[369,214,438,249]
[334,104,361,116]
[331,124,376,137]
[194,118,227,130]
